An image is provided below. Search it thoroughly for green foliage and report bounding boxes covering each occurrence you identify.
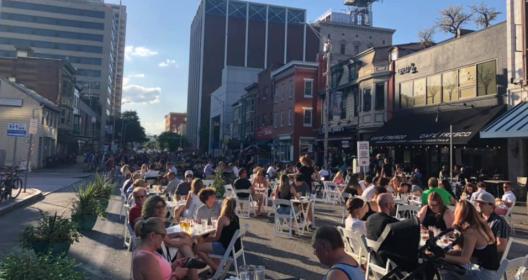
[0,250,84,280]
[212,168,225,198]
[91,174,113,203]
[117,111,147,144]
[71,182,105,222]
[21,212,80,249]
[157,132,188,152]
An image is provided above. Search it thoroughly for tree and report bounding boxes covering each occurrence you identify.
[437,6,473,37]
[157,132,188,152]
[117,111,147,145]
[471,3,500,29]
[418,27,435,47]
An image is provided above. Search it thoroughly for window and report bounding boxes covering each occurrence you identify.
[0,12,104,30]
[442,71,458,102]
[303,107,313,127]
[374,83,385,110]
[413,78,426,106]
[427,74,442,105]
[2,0,105,18]
[304,79,313,97]
[340,43,346,55]
[459,65,477,99]
[362,88,371,112]
[477,60,497,96]
[400,81,413,109]
[280,112,284,127]
[0,37,103,53]
[0,25,104,42]
[354,45,360,54]
[288,109,292,126]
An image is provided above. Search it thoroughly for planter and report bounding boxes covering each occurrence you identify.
[31,240,70,256]
[73,214,98,232]
[98,199,109,210]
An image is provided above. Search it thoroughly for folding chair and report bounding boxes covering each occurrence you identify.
[234,189,256,218]
[272,199,295,238]
[337,226,369,266]
[496,255,528,280]
[365,238,398,280]
[223,184,235,198]
[322,181,340,204]
[395,204,420,220]
[202,180,214,187]
[209,228,247,279]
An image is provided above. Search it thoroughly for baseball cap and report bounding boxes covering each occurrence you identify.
[184,170,193,177]
[475,192,495,205]
[411,185,423,193]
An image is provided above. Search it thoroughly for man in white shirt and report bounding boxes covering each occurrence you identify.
[361,176,376,201]
[266,164,277,180]
[501,182,516,208]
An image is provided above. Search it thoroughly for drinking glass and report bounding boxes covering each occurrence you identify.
[247,265,256,280]
[255,265,265,280]
[239,265,249,280]
[212,218,218,229]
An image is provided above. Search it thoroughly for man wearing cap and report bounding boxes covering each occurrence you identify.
[469,182,488,203]
[175,170,193,200]
[475,192,511,254]
[501,182,516,208]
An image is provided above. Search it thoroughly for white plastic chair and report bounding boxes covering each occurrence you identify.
[223,184,235,198]
[395,204,420,220]
[340,192,352,224]
[202,179,214,187]
[496,255,528,280]
[209,227,247,279]
[337,226,368,266]
[504,206,515,234]
[365,238,398,280]
[234,189,256,218]
[272,199,295,238]
[322,181,340,204]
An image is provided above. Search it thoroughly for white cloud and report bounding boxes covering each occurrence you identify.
[122,84,161,105]
[125,46,158,60]
[128,73,145,78]
[158,59,178,68]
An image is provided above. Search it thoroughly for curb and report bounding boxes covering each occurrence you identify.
[0,190,44,217]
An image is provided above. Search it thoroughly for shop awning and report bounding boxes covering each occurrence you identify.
[371,105,505,145]
[480,102,528,139]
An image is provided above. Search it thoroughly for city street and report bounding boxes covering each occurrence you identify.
[1,165,528,279]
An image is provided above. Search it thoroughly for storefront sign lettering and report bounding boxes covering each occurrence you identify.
[419,131,472,139]
[398,63,418,75]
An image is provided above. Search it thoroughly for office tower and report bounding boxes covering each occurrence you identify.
[186,0,319,151]
[0,0,126,145]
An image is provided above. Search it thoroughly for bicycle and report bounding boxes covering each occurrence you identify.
[0,167,23,202]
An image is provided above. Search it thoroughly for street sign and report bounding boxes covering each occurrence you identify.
[29,118,38,135]
[7,123,27,137]
[357,141,370,167]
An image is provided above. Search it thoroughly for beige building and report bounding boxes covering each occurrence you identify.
[0,78,59,169]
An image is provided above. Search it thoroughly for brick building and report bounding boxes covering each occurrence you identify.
[164,112,187,135]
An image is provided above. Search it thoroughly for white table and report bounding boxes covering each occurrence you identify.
[291,197,315,227]
[166,224,216,238]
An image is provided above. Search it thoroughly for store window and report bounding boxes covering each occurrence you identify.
[427,74,442,105]
[400,81,413,109]
[413,78,426,106]
[362,88,371,112]
[442,71,458,102]
[374,83,385,110]
[459,65,477,99]
[477,60,497,96]
[340,43,346,55]
[303,107,313,127]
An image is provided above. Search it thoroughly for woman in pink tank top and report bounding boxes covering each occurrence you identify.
[132,217,188,280]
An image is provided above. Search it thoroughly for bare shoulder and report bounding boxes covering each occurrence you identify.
[326,268,349,280]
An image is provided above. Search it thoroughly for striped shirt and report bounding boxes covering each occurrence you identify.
[487,213,511,239]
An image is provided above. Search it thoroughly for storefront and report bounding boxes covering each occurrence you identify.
[371,106,508,178]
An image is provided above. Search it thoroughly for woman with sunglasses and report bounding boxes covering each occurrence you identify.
[417,192,454,231]
[132,217,188,280]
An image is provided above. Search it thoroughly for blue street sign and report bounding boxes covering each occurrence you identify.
[7,122,27,137]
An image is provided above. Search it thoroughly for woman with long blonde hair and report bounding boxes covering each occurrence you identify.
[441,200,500,279]
[196,198,240,271]
[251,168,269,215]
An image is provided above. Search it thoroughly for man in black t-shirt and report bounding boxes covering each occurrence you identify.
[233,168,251,199]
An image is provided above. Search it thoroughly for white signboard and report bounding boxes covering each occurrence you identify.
[29,118,38,135]
[357,141,370,167]
[7,123,27,137]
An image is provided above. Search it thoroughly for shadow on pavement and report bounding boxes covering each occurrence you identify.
[244,240,321,267]
[244,251,322,280]
[69,250,128,280]
[102,212,124,225]
[81,229,125,251]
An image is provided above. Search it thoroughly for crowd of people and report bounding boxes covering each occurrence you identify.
[109,148,519,280]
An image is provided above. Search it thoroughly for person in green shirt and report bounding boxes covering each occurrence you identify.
[421,177,456,206]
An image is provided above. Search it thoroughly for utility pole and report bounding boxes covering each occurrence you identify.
[323,39,332,169]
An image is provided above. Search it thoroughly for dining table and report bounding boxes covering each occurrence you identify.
[290,196,315,227]
[166,223,216,238]
[483,179,510,197]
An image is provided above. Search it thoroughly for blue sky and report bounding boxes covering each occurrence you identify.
[110,0,505,135]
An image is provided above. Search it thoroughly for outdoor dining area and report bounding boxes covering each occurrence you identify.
[115,162,528,280]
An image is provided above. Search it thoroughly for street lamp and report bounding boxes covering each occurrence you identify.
[323,38,332,169]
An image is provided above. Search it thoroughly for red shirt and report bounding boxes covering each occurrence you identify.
[129,204,142,227]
